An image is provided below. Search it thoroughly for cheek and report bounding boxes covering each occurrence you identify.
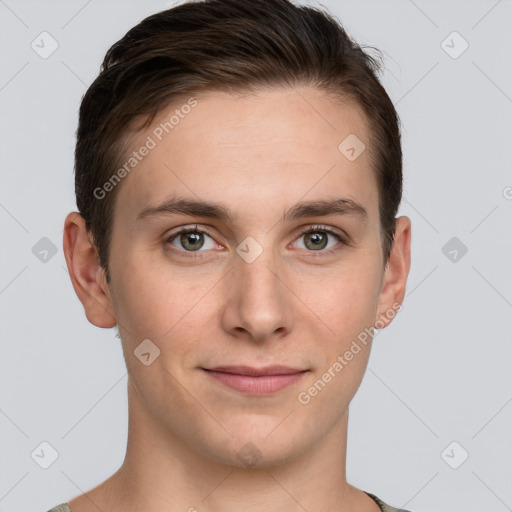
[297,274,379,410]
[109,246,217,362]
[108,246,176,342]
[302,262,381,339]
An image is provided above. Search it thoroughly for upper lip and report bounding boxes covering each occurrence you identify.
[204,365,307,376]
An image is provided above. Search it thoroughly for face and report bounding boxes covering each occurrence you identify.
[67,86,410,468]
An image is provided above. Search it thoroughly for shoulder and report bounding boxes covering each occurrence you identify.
[46,504,71,512]
[365,491,414,512]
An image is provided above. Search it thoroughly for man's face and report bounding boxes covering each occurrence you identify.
[103,86,402,466]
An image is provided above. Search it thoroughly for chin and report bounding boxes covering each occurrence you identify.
[197,424,311,470]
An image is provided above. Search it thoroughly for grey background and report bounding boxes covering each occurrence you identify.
[1,0,511,511]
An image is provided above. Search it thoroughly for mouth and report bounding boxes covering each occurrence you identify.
[201,365,309,395]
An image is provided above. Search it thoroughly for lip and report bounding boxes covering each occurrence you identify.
[202,366,308,395]
[208,365,305,376]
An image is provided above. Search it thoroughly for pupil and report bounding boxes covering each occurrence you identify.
[306,232,327,250]
[181,232,203,251]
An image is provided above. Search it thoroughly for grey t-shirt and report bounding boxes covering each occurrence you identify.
[46,491,412,511]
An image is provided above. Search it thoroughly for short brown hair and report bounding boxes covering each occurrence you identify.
[74,0,403,283]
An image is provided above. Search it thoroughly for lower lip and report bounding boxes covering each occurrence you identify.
[203,369,308,395]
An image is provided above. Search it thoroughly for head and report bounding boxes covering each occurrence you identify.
[64,0,410,468]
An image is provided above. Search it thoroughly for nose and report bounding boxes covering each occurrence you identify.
[220,244,293,343]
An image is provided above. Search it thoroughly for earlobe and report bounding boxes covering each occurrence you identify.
[375,216,411,329]
[63,212,117,328]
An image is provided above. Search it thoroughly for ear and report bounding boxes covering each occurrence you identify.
[63,212,117,328]
[375,216,411,329]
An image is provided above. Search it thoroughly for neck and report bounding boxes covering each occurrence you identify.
[70,377,377,512]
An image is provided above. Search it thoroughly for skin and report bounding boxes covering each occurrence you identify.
[63,86,411,512]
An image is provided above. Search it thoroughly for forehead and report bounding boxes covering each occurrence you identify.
[114,86,378,226]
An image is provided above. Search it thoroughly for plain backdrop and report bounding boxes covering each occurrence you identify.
[1,1,511,511]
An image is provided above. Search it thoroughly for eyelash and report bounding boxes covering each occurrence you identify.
[165,224,347,259]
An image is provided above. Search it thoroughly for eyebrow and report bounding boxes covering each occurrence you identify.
[136,196,368,223]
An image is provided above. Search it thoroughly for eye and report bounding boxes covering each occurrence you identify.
[293,225,346,253]
[166,225,220,255]
[165,224,347,259]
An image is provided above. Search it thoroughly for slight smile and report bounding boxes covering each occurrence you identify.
[202,365,310,395]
